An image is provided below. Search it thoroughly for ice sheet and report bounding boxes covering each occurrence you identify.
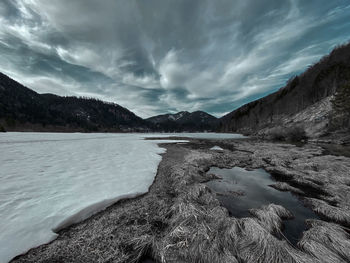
[142,132,246,139]
[0,132,185,262]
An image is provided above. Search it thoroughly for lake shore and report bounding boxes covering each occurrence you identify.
[11,138,350,263]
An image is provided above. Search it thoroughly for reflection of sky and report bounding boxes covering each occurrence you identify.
[207,167,318,244]
[1,1,350,118]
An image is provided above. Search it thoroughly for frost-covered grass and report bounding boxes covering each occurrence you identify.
[0,132,187,263]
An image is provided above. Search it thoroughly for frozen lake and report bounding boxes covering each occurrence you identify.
[143,132,246,140]
[0,132,242,262]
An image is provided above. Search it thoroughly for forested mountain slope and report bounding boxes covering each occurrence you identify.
[0,73,149,132]
[219,43,350,138]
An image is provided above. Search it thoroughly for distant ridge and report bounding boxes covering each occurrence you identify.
[219,42,350,138]
[0,72,149,132]
[0,72,218,132]
[146,111,218,132]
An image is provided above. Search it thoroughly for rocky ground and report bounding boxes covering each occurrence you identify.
[11,138,350,263]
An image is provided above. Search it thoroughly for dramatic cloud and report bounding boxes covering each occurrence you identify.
[1,0,350,117]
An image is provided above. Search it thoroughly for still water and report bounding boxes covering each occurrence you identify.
[206,167,318,245]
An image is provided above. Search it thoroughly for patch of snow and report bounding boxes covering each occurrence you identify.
[0,133,186,262]
[168,115,176,121]
[174,111,188,120]
[175,112,184,120]
[210,146,224,151]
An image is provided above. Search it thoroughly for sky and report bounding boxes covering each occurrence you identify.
[0,1,350,118]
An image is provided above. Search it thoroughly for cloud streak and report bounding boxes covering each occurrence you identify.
[0,0,350,117]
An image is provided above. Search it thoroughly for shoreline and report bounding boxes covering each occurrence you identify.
[12,139,350,263]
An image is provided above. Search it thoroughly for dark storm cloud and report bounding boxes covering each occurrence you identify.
[0,0,350,117]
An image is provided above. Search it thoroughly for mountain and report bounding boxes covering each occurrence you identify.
[0,72,218,133]
[0,72,150,132]
[219,42,350,139]
[5,43,349,135]
[147,111,218,132]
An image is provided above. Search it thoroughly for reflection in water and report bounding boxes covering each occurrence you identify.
[206,167,318,245]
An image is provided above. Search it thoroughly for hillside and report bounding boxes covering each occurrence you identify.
[0,73,150,132]
[147,111,218,132]
[219,43,350,139]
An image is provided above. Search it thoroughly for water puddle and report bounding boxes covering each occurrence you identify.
[206,167,319,245]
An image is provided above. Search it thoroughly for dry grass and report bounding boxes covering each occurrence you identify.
[157,183,240,263]
[289,177,326,196]
[269,182,305,195]
[305,198,350,225]
[127,235,155,263]
[249,204,293,234]
[159,191,311,263]
[298,219,350,263]
[11,142,350,263]
[236,218,301,263]
[142,148,350,263]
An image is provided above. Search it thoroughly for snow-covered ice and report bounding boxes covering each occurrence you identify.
[0,132,186,262]
[0,132,243,262]
[143,132,246,140]
[210,146,224,151]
